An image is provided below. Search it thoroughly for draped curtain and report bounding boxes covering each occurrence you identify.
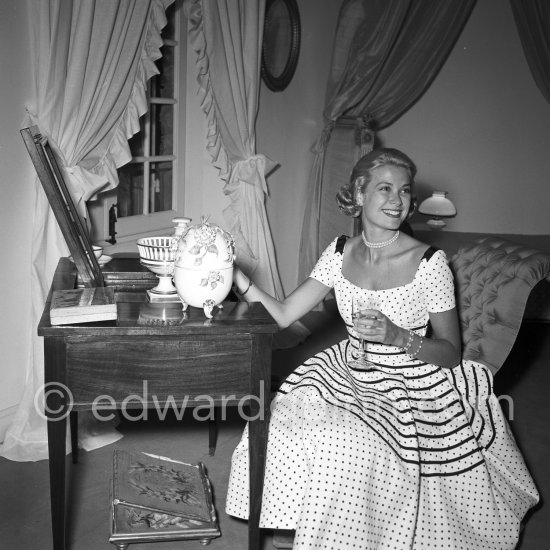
[184,0,284,300]
[510,0,550,105]
[298,0,476,281]
[0,0,172,462]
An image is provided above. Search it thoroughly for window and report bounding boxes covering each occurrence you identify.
[89,1,183,246]
[117,3,176,219]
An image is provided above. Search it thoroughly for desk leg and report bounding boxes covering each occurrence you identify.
[45,337,68,550]
[48,416,67,550]
[248,334,272,550]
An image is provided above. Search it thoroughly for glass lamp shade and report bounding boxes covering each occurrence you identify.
[418,191,456,229]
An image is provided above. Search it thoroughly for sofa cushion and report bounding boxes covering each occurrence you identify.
[450,237,550,375]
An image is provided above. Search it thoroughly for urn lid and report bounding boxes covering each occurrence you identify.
[175,217,235,270]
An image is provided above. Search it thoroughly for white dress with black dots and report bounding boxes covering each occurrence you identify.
[226,236,539,550]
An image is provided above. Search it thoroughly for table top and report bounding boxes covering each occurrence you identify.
[38,258,278,337]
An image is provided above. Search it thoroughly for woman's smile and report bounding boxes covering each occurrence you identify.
[382,208,402,218]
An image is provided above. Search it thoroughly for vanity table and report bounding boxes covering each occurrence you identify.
[39,257,278,550]
[22,125,278,550]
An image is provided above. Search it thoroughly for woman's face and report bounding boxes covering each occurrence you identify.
[359,164,412,230]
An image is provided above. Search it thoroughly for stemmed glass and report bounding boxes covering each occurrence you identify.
[348,295,381,370]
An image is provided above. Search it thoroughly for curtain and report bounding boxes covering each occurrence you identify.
[298,0,476,281]
[184,0,284,300]
[510,0,550,105]
[0,0,172,462]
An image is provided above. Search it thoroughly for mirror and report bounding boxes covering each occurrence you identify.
[261,0,301,92]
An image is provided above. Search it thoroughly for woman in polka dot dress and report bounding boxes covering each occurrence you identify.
[227,148,539,549]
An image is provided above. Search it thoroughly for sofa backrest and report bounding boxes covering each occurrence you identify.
[450,237,550,375]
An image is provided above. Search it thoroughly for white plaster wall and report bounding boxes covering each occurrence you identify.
[257,0,550,295]
[379,0,550,235]
[257,0,342,294]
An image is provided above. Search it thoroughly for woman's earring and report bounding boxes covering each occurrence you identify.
[407,199,417,219]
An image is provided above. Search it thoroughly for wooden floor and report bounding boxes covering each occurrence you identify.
[1,320,548,550]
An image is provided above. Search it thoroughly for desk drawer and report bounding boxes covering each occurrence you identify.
[66,335,253,405]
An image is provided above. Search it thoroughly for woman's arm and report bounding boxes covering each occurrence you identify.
[357,308,462,369]
[233,266,332,329]
[396,309,461,368]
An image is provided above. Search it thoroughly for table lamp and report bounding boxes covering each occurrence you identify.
[418,191,456,229]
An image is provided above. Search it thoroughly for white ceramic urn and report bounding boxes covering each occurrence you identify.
[173,217,235,317]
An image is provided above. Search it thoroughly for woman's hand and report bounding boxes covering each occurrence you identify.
[353,310,406,347]
[354,308,461,368]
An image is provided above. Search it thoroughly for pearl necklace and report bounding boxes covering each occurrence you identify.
[361,230,400,249]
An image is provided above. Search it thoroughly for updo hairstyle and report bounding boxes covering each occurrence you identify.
[336,148,417,218]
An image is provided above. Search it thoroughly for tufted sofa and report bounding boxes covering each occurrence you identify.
[450,237,550,376]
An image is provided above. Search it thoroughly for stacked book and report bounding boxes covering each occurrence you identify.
[49,287,117,325]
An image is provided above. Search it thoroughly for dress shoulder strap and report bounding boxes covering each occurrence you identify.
[335,235,349,255]
[421,246,440,262]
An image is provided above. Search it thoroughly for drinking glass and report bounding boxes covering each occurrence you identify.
[348,295,381,370]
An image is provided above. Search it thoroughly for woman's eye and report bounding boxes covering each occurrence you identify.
[400,188,411,195]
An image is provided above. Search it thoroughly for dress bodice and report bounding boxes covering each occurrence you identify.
[310,236,456,368]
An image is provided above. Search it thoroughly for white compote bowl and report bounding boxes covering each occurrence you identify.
[136,236,180,302]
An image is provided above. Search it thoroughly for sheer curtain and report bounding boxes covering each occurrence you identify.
[184,0,284,299]
[299,0,476,281]
[510,0,550,105]
[0,0,173,462]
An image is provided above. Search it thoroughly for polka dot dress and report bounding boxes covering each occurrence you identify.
[226,236,539,549]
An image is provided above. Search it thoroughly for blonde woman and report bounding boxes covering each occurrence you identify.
[226,148,538,550]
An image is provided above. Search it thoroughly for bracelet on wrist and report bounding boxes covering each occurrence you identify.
[411,335,424,357]
[403,330,415,353]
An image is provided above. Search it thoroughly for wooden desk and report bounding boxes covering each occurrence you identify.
[39,258,278,550]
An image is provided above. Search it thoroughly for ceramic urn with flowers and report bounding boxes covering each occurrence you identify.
[173,217,235,317]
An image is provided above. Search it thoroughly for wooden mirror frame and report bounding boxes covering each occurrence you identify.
[261,0,301,92]
[21,126,104,287]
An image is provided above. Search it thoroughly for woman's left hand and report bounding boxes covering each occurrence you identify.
[354,309,402,346]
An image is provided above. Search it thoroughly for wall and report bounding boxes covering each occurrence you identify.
[0,1,34,438]
[257,0,550,295]
[257,0,341,294]
[379,0,550,235]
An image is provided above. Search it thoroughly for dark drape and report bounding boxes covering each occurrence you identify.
[510,0,550,105]
[298,0,476,281]
[325,0,477,128]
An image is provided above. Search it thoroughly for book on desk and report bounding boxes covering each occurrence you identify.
[49,287,117,325]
